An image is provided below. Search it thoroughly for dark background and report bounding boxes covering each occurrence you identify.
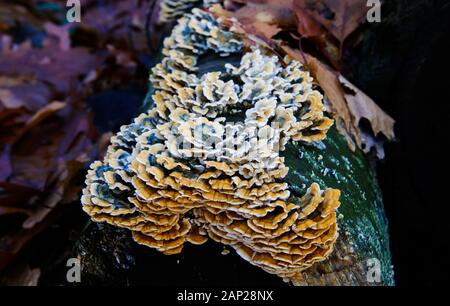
[351,0,450,286]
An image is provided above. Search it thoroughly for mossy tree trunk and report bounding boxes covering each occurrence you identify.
[282,127,394,285]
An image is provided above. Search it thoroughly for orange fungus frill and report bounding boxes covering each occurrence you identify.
[81,8,341,283]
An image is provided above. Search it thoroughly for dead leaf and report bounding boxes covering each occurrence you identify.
[292,1,324,38]
[0,39,99,94]
[291,0,341,67]
[0,89,24,109]
[44,23,72,51]
[0,263,41,286]
[22,184,63,229]
[282,44,395,157]
[0,29,98,275]
[211,1,296,40]
[211,0,342,67]
[0,144,12,181]
[339,75,395,140]
[294,0,369,44]
[213,9,393,156]
[214,0,374,69]
[80,0,149,53]
[0,2,44,35]
[0,0,148,277]
[282,45,357,145]
[0,75,51,112]
[18,101,66,138]
[0,209,55,270]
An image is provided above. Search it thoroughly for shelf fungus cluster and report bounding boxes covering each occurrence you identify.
[81,8,341,282]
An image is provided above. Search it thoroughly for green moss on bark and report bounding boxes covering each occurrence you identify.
[283,126,394,285]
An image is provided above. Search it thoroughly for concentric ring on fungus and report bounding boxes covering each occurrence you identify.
[81,7,341,283]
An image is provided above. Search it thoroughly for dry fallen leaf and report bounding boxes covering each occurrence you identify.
[80,0,149,53]
[291,0,341,67]
[292,0,324,38]
[0,40,99,94]
[0,88,24,109]
[44,22,72,51]
[339,75,395,140]
[211,0,296,40]
[0,0,152,278]
[0,1,44,34]
[0,26,102,275]
[18,101,66,138]
[0,262,41,286]
[213,0,372,68]
[294,0,370,45]
[212,4,394,156]
[282,45,358,148]
[282,45,394,157]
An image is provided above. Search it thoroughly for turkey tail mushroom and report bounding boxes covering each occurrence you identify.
[81,7,341,284]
